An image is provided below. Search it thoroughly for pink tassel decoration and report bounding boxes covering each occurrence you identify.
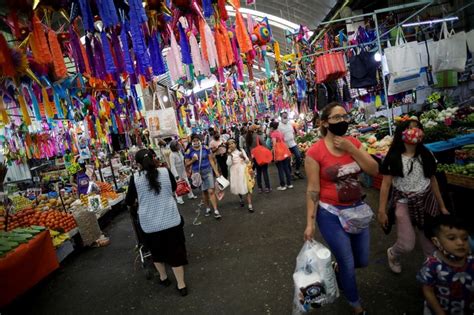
[166,25,184,83]
[189,32,206,78]
[203,21,219,70]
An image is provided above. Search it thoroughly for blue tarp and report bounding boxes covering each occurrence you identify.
[425,133,474,152]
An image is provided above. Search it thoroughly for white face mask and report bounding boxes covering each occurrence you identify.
[282,118,288,124]
[192,141,201,148]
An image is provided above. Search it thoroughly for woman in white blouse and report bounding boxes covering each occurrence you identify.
[169,140,196,204]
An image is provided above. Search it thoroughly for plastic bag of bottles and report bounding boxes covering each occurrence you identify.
[292,240,339,313]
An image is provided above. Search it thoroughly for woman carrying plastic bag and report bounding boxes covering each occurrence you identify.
[292,240,339,313]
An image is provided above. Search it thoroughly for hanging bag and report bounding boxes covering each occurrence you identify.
[176,179,191,196]
[314,35,347,84]
[433,22,467,73]
[384,27,422,79]
[191,147,203,187]
[273,136,291,162]
[145,92,180,138]
[348,47,378,88]
[251,136,273,166]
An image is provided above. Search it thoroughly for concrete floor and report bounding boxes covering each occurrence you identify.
[4,168,425,315]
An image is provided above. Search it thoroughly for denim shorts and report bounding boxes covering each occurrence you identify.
[200,169,215,191]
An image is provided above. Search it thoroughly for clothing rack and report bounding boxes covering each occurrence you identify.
[293,1,438,136]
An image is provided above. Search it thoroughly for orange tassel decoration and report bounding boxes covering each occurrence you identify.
[47,29,68,79]
[0,96,9,124]
[42,87,55,118]
[30,14,52,65]
[215,22,234,67]
[0,34,15,77]
[233,0,240,9]
[234,10,253,54]
[18,94,32,126]
[199,19,208,62]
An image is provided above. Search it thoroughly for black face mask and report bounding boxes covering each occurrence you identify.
[327,121,349,136]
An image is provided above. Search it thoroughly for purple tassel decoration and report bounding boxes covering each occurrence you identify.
[96,0,119,28]
[100,32,117,74]
[92,36,107,79]
[85,35,97,77]
[69,26,86,74]
[202,0,213,18]
[129,0,148,24]
[149,31,167,76]
[78,0,95,32]
[110,31,125,74]
[231,33,244,82]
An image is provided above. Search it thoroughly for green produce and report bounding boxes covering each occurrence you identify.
[438,163,474,177]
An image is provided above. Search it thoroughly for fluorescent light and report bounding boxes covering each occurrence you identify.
[226,5,299,31]
[402,16,458,27]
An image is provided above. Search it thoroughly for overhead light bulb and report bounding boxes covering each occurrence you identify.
[374,52,382,62]
[162,95,169,103]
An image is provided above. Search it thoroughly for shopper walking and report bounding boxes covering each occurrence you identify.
[270,121,292,191]
[247,124,271,193]
[169,140,197,205]
[378,119,449,274]
[303,102,379,315]
[209,132,229,179]
[125,149,189,296]
[226,138,254,212]
[278,112,304,179]
[185,134,222,219]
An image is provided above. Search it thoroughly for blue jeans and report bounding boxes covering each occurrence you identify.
[317,207,370,308]
[275,158,291,187]
[289,146,302,173]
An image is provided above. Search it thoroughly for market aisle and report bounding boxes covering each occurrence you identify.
[4,169,425,315]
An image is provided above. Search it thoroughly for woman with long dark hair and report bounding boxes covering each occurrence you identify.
[378,119,448,274]
[125,149,189,296]
[304,102,379,315]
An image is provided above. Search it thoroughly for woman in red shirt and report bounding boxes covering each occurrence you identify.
[304,102,378,315]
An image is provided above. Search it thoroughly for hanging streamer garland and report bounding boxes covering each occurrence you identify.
[149,31,167,76]
[47,29,68,79]
[27,85,42,121]
[217,0,229,21]
[96,0,120,28]
[18,93,32,126]
[274,41,281,63]
[166,25,184,83]
[189,32,208,78]
[0,95,9,124]
[92,35,107,79]
[77,0,95,32]
[110,31,125,74]
[201,20,219,69]
[41,88,54,119]
[0,33,15,77]
[202,0,214,18]
[119,22,135,76]
[129,18,151,77]
[30,14,53,65]
[234,10,253,54]
[100,31,117,75]
[69,26,87,74]
[231,34,244,82]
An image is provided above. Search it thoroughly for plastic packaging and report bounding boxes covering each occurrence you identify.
[292,240,339,313]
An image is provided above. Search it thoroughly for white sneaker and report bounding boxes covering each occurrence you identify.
[177,199,184,205]
[387,247,402,274]
[214,210,222,219]
[188,195,197,200]
[287,185,294,189]
[205,208,212,217]
[277,186,287,191]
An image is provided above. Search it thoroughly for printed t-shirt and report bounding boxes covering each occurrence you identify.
[306,137,363,206]
[185,146,212,173]
[417,254,474,315]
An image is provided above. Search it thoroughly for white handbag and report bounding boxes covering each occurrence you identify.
[215,175,230,191]
[384,28,422,79]
[433,22,467,73]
